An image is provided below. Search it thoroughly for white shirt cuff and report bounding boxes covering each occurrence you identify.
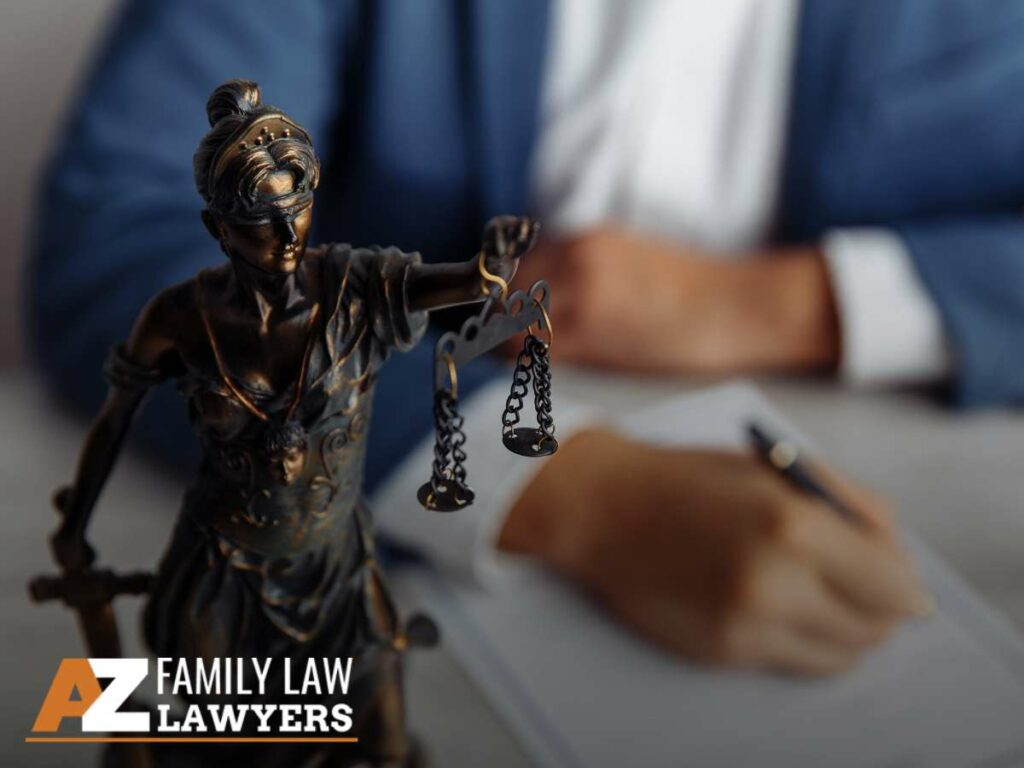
[370,377,596,589]
[823,228,952,385]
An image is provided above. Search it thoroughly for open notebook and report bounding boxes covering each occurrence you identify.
[396,383,1024,768]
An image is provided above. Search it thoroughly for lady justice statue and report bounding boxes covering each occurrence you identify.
[40,80,544,768]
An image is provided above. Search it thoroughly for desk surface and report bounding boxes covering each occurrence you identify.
[3,370,1023,768]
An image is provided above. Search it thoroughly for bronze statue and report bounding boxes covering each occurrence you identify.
[37,80,549,768]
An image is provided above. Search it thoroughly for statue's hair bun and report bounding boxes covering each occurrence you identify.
[205,80,262,127]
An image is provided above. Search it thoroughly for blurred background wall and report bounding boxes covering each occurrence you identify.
[1,0,116,364]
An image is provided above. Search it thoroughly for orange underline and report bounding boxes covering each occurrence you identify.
[26,737,359,744]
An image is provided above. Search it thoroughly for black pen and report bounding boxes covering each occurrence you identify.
[746,422,861,526]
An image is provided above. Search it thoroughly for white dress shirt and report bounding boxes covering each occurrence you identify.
[372,0,951,583]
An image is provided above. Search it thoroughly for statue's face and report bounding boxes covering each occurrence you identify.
[219,170,314,274]
[273,444,307,486]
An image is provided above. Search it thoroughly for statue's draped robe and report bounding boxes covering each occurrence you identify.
[108,245,426,764]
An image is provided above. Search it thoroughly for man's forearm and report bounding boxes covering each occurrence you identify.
[713,246,840,372]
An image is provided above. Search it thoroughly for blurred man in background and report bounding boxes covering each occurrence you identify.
[30,0,1021,673]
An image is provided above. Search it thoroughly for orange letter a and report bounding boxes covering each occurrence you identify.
[32,658,102,732]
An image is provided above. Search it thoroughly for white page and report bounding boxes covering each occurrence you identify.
[397,383,1024,768]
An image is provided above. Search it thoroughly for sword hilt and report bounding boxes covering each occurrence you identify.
[29,569,154,607]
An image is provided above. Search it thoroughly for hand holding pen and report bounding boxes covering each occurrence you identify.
[505,426,933,675]
[748,421,935,615]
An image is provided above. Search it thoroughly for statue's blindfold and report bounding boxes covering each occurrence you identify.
[217,191,314,226]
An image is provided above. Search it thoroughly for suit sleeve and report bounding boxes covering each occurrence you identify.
[27,0,359,472]
[896,216,1024,408]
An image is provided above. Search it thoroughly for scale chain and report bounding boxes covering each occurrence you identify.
[502,342,533,437]
[529,335,556,445]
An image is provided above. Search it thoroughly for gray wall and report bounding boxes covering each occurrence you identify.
[1,0,117,364]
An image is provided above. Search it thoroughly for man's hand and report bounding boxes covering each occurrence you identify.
[510,227,840,374]
[499,429,930,676]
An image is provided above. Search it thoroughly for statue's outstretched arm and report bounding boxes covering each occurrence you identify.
[406,215,540,312]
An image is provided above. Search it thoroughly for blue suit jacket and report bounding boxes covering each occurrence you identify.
[28,0,1024,488]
